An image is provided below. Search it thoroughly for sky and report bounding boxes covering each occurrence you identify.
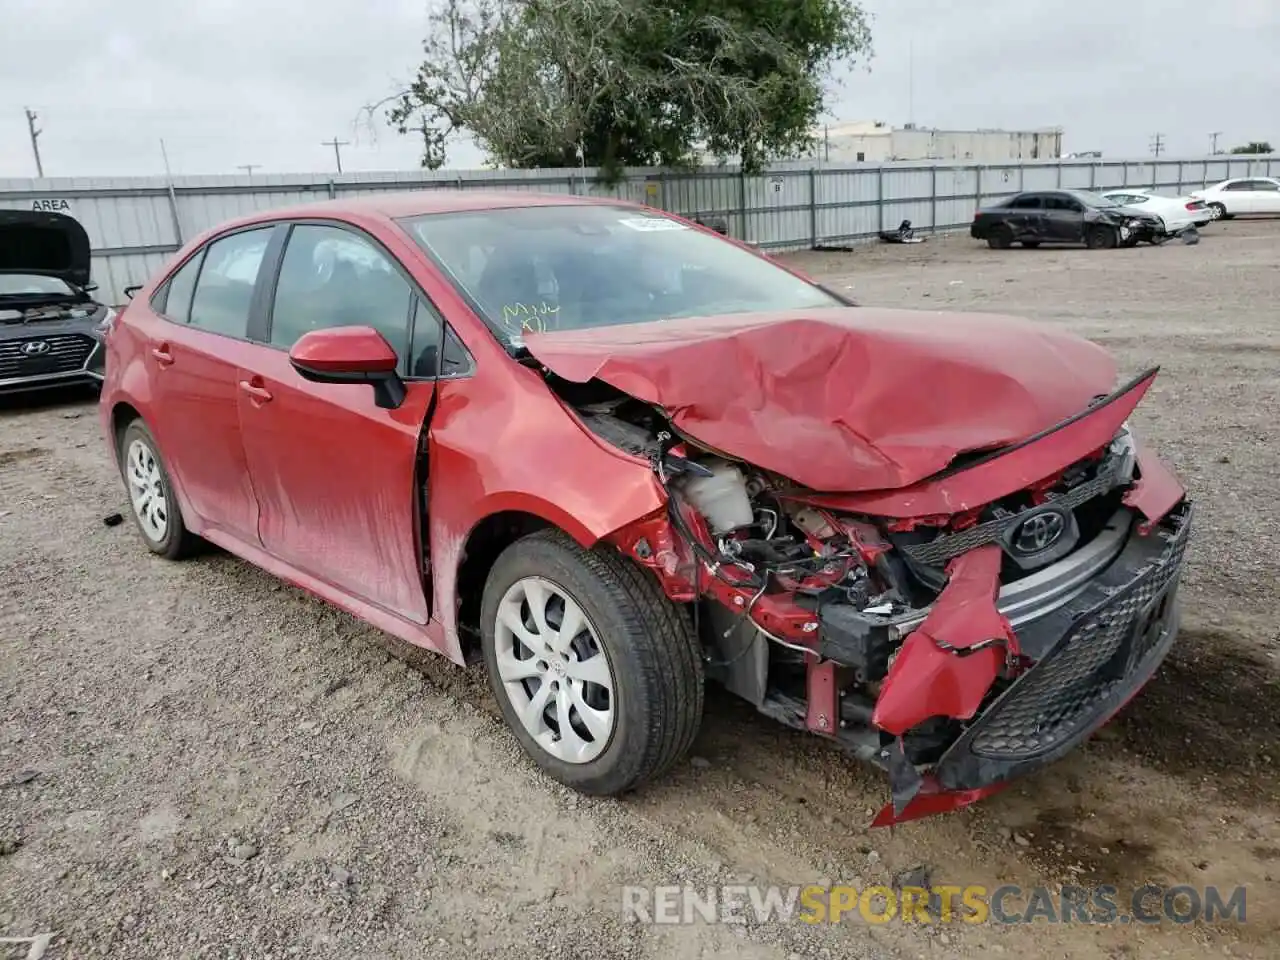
[1,0,1276,180]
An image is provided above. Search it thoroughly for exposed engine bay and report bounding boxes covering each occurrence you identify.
[551,368,1191,825]
[0,301,102,325]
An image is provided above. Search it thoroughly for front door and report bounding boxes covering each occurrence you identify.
[1250,179,1280,214]
[1043,194,1085,242]
[235,222,437,623]
[139,225,278,541]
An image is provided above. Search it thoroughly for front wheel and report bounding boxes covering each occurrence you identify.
[480,530,704,795]
[1085,225,1118,250]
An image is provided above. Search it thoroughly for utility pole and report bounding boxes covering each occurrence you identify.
[1149,133,1165,157]
[237,164,260,176]
[1209,131,1222,155]
[321,136,350,173]
[24,107,44,178]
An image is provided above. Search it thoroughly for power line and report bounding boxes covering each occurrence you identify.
[24,108,44,178]
[321,136,350,174]
[1149,133,1165,157]
[237,164,261,176]
[1209,131,1223,155]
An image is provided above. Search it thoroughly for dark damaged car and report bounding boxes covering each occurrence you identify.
[97,193,1191,826]
[971,190,1167,250]
[1,209,108,395]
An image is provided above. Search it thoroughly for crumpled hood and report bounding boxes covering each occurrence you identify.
[525,308,1119,492]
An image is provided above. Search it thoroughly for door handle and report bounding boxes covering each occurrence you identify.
[151,344,174,366]
[238,380,273,404]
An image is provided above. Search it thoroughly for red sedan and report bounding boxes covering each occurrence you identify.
[99,192,1191,825]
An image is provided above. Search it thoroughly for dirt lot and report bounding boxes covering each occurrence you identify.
[2,219,1278,959]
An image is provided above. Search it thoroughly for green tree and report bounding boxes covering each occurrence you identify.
[1229,141,1274,154]
[378,0,872,176]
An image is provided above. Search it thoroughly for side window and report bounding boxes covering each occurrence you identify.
[1254,180,1280,192]
[269,224,412,359]
[153,251,204,323]
[188,228,272,337]
[408,297,474,378]
[1009,195,1042,210]
[1224,181,1251,191]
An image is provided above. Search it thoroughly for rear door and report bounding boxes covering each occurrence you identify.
[234,220,458,623]
[1003,194,1045,238]
[1223,179,1258,213]
[140,224,281,541]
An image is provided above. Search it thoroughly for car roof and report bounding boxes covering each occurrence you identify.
[206,189,636,234]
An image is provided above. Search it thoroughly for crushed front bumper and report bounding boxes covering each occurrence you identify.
[821,499,1192,826]
[932,499,1191,792]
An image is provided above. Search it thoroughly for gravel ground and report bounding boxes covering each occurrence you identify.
[2,218,1278,960]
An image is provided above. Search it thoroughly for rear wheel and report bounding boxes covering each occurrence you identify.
[1085,225,1118,250]
[1208,202,1228,220]
[118,419,199,560]
[986,225,1014,249]
[480,530,704,795]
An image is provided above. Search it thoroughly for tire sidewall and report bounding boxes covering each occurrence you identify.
[479,536,655,793]
[118,420,180,557]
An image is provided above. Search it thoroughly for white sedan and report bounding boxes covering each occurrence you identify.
[1189,177,1280,219]
[1097,189,1213,232]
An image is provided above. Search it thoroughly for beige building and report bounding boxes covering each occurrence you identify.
[805,120,1065,164]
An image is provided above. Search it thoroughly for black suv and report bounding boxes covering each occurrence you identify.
[1,209,108,395]
[970,190,1165,250]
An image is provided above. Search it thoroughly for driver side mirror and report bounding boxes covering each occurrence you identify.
[289,325,406,410]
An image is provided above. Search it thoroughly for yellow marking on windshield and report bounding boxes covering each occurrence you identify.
[500,302,558,333]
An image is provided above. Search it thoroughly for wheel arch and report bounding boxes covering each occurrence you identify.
[108,403,202,537]
[449,506,587,664]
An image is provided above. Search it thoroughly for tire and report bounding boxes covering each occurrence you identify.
[1085,225,1118,250]
[1021,240,1041,249]
[117,418,199,560]
[480,529,704,795]
[986,225,1014,249]
[1208,202,1228,221]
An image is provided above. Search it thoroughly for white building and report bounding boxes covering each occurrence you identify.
[804,120,1065,164]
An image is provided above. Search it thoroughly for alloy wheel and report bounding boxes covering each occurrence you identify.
[492,576,617,764]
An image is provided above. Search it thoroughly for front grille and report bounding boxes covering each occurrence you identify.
[900,454,1121,567]
[968,515,1190,761]
[0,334,95,379]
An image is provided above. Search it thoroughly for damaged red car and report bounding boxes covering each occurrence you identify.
[98,192,1191,826]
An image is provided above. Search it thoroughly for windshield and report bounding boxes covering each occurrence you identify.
[1070,190,1121,208]
[0,273,76,297]
[399,205,842,342]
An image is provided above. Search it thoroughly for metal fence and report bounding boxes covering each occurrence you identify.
[2,154,1276,304]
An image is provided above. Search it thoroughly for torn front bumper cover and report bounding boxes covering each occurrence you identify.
[860,498,1192,826]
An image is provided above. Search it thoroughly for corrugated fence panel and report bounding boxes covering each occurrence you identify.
[1059,164,1095,189]
[3,154,1275,302]
[1020,164,1061,191]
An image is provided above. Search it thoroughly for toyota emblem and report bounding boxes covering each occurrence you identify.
[1011,509,1067,555]
[20,340,52,356]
